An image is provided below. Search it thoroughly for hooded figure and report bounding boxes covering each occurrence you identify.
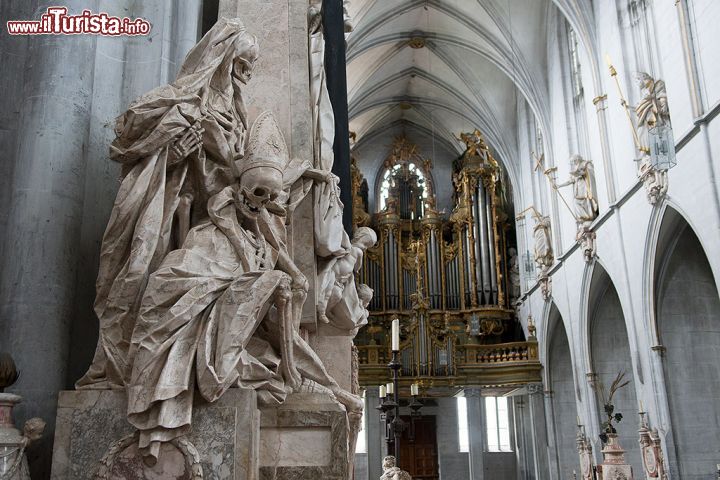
[78,19,259,389]
[126,111,361,461]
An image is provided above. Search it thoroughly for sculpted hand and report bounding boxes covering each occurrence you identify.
[168,122,204,166]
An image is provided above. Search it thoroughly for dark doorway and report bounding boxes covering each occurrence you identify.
[399,415,439,480]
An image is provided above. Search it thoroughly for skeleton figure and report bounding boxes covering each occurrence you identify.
[126,112,361,463]
[380,456,412,480]
[78,19,260,389]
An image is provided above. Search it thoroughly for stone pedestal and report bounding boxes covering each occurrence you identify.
[0,394,30,480]
[597,433,634,480]
[259,393,349,480]
[50,389,260,480]
[50,390,350,479]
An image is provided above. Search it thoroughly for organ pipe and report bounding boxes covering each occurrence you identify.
[352,133,515,383]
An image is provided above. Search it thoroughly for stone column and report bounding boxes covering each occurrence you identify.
[365,387,385,480]
[514,395,534,479]
[465,388,486,479]
[0,2,99,477]
[527,385,550,480]
[542,390,562,479]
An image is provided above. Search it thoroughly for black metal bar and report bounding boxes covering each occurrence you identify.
[389,350,402,466]
[322,0,352,233]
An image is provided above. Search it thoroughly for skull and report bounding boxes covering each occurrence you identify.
[232,35,260,84]
[237,166,283,218]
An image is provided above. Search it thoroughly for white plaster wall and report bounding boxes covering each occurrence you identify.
[516,2,720,478]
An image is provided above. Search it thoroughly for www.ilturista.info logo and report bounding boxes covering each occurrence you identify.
[7,7,151,36]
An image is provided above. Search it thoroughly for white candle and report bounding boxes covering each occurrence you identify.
[391,318,400,351]
[577,415,581,425]
[639,399,644,412]
[379,385,386,398]
[411,383,419,396]
[386,382,394,395]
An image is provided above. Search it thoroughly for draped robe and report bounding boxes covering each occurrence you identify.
[77,20,254,388]
[126,186,338,449]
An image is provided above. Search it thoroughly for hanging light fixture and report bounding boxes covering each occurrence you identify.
[648,124,676,170]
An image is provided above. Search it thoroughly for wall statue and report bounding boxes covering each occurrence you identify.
[532,211,554,299]
[636,72,671,204]
[553,154,599,231]
[507,247,521,303]
[532,212,554,275]
[553,154,598,261]
[75,18,363,464]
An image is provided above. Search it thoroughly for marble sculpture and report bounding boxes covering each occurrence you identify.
[76,17,367,464]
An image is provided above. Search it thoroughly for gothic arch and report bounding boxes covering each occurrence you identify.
[653,205,720,478]
[543,302,581,478]
[583,259,643,475]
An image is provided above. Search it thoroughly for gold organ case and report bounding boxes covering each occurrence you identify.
[352,134,541,395]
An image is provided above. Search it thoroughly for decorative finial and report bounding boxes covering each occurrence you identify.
[0,352,19,392]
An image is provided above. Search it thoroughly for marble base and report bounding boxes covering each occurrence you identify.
[259,393,349,480]
[50,389,259,480]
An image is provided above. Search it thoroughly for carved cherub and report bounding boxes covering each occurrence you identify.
[380,456,412,480]
[317,227,377,324]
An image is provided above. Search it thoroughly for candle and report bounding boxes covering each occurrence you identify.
[391,318,400,351]
[639,400,644,412]
[604,53,613,68]
[411,383,419,396]
[386,382,394,395]
[577,415,581,426]
[379,385,386,398]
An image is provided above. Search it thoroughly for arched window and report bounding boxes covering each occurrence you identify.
[376,137,433,219]
[377,161,429,217]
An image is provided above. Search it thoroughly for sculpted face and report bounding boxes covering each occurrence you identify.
[237,166,283,218]
[232,35,259,84]
[353,227,377,249]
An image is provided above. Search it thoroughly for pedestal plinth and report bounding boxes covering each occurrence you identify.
[50,389,260,480]
[259,393,349,480]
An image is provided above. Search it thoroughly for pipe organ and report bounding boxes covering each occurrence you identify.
[353,134,538,390]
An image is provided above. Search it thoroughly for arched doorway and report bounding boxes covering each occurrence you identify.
[588,264,642,475]
[655,209,720,479]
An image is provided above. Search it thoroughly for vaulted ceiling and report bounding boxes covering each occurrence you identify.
[346,0,597,202]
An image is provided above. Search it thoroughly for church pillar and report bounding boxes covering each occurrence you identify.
[365,386,385,480]
[527,384,551,479]
[542,390,562,479]
[465,388,486,478]
[0,2,99,477]
[514,395,534,479]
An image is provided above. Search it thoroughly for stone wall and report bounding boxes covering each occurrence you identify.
[0,3,203,478]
